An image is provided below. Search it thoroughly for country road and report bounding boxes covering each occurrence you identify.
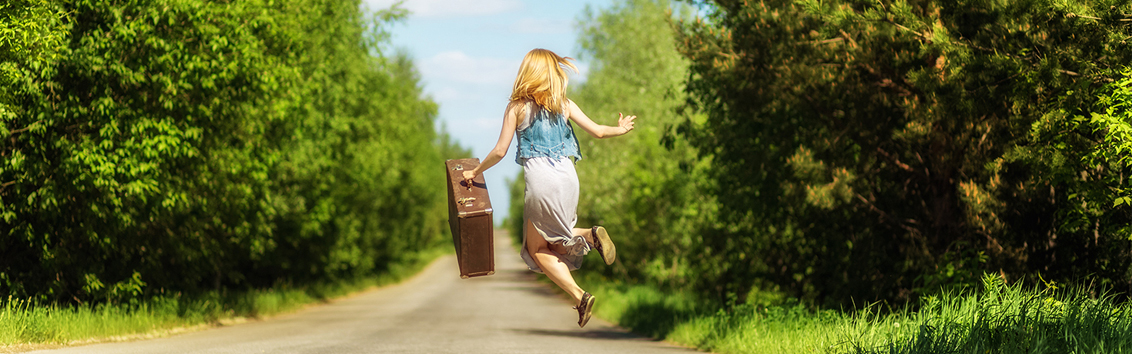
[28,230,697,354]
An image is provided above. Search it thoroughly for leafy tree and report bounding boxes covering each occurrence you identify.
[0,0,451,304]
[570,0,713,289]
[676,0,1132,305]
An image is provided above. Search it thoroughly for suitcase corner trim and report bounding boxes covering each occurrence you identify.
[460,270,494,279]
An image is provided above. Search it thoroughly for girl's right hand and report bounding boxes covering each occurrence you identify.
[618,113,637,134]
[462,170,476,187]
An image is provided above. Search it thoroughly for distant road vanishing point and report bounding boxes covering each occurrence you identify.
[28,230,696,354]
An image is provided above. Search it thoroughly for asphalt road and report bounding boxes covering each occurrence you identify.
[28,230,696,354]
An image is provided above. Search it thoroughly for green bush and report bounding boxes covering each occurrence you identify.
[674,0,1132,305]
[0,0,453,304]
[571,0,715,289]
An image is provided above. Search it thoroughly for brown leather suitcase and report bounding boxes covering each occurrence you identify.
[445,158,495,278]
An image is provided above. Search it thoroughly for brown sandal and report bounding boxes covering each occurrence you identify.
[591,226,616,265]
[574,292,595,328]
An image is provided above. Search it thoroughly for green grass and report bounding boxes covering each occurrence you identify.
[846,274,1132,354]
[0,247,448,348]
[580,274,847,353]
[580,273,1132,354]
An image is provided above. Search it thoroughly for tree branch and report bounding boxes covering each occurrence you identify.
[878,18,930,41]
[876,147,914,172]
[855,192,889,219]
[798,37,845,45]
[9,126,34,135]
[7,120,43,136]
[1065,13,1102,20]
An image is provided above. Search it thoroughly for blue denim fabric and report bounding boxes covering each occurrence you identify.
[516,107,582,163]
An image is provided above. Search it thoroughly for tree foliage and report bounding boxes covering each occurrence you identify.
[568,0,715,288]
[675,0,1132,305]
[0,0,452,304]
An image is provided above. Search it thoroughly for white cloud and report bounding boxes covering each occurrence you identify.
[365,0,523,18]
[420,51,519,85]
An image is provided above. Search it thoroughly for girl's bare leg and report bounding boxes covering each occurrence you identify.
[574,226,616,265]
[572,228,594,245]
[527,219,585,304]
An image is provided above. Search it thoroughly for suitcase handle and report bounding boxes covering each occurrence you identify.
[453,164,480,191]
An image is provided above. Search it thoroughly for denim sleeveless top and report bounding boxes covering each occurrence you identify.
[515,105,582,164]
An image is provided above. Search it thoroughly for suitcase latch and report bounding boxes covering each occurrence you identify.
[457,197,476,206]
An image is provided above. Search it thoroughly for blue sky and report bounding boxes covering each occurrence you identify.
[364,0,617,223]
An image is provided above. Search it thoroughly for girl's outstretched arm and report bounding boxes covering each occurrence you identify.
[463,101,523,184]
[565,100,636,139]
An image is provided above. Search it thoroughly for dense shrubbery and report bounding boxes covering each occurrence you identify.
[675,0,1132,305]
[550,0,1132,310]
[0,0,459,304]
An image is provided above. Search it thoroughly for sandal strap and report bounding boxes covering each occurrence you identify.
[576,292,595,328]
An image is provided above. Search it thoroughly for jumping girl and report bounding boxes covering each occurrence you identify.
[461,48,636,328]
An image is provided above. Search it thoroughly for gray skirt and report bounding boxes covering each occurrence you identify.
[519,156,590,273]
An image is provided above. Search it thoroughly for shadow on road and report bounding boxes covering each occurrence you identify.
[617,301,700,340]
[510,328,661,341]
[492,268,561,297]
[493,268,540,281]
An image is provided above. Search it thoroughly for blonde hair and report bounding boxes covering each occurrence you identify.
[510,48,578,115]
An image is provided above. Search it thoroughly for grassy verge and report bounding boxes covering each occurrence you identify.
[0,247,449,350]
[846,274,1132,354]
[580,273,1132,354]
[579,272,848,353]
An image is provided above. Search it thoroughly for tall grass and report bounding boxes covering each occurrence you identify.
[847,274,1132,354]
[0,247,448,347]
[581,273,1132,354]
